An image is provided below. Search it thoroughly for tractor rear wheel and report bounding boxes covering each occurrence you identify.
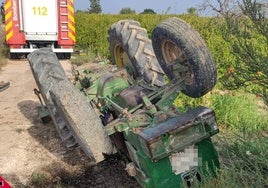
[152,17,217,98]
[108,20,165,87]
[50,79,114,162]
[28,49,113,162]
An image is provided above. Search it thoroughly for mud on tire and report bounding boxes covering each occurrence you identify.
[28,49,113,162]
[108,20,165,87]
[152,17,217,98]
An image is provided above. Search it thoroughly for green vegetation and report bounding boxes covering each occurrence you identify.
[187,7,197,15]
[174,91,268,187]
[211,93,267,132]
[0,24,7,68]
[71,48,97,66]
[74,13,238,82]
[210,93,268,187]
[88,0,101,14]
[221,0,268,106]
[140,8,156,14]
[31,172,52,186]
[119,8,136,14]
[74,13,229,65]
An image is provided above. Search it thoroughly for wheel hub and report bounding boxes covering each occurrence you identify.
[161,40,194,84]
[114,44,138,79]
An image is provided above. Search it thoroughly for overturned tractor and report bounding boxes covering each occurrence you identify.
[28,17,219,187]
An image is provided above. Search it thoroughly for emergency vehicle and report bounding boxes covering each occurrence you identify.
[4,0,75,59]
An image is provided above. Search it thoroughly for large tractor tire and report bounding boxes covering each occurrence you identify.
[50,80,114,163]
[152,17,217,98]
[108,20,165,87]
[28,49,113,163]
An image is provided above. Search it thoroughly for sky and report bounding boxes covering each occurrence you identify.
[74,0,207,14]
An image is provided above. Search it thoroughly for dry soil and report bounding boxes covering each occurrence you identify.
[0,58,139,188]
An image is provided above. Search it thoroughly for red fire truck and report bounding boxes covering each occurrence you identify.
[4,0,75,59]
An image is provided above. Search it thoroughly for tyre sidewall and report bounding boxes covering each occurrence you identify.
[152,18,217,97]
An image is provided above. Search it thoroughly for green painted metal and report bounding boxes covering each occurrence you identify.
[155,79,185,112]
[125,130,219,188]
[105,113,152,135]
[73,64,220,188]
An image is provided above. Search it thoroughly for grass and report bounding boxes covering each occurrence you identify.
[0,23,8,68]
[213,132,268,187]
[211,91,268,187]
[211,91,268,132]
[15,128,24,133]
[200,128,267,187]
[70,47,106,66]
[174,87,268,187]
[173,85,268,187]
[28,162,81,188]
[31,172,51,185]
[30,171,63,188]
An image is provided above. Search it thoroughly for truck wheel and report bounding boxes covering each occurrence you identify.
[64,53,71,59]
[28,49,113,162]
[108,20,165,87]
[152,17,217,98]
[57,53,71,60]
[50,80,114,163]
[9,53,19,59]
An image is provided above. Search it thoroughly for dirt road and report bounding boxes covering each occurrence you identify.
[0,59,138,187]
[0,59,49,185]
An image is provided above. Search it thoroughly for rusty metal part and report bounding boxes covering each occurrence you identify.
[138,107,218,161]
[161,40,194,84]
[119,86,151,108]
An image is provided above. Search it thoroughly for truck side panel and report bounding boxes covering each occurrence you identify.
[57,0,76,47]
[4,0,26,47]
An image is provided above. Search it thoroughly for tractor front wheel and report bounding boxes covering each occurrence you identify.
[152,17,217,98]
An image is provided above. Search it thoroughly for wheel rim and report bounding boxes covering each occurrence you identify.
[161,40,194,84]
[113,44,137,78]
[50,103,78,148]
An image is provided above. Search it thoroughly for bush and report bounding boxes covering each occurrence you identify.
[74,13,233,79]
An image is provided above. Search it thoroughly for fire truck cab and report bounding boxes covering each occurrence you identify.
[4,0,75,59]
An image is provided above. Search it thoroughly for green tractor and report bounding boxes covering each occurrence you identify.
[28,17,219,187]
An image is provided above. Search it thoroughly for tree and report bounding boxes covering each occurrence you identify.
[88,0,102,14]
[200,0,237,16]
[187,7,197,15]
[220,0,268,104]
[164,6,171,14]
[119,8,136,14]
[140,8,156,14]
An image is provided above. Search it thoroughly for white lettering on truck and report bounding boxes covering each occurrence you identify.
[12,0,18,21]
